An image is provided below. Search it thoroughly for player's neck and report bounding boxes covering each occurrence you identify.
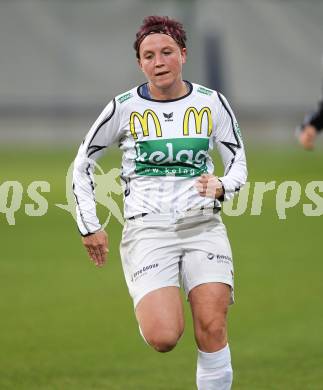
[148,80,188,100]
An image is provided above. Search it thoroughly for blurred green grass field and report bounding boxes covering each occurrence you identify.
[1,145,323,389]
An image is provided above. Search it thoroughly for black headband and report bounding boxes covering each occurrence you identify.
[136,29,186,58]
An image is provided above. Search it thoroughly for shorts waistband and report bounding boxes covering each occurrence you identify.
[127,206,221,223]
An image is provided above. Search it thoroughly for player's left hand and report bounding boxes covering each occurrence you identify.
[195,174,224,199]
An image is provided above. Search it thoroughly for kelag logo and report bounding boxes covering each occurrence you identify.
[135,138,209,177]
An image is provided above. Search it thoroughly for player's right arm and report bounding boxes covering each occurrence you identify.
[72,98,121,266]
[82,230,109,267]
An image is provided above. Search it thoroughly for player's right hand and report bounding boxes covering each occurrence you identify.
[82,230,109,267]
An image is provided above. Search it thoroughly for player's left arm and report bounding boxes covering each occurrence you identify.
[212,92,247,201]
[195,173,224,199]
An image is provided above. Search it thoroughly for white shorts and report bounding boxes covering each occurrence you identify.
[120,210,234,308]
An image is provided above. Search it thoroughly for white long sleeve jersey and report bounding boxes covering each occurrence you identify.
[73,82,247,236]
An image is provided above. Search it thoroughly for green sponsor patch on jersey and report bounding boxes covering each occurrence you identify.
[135,138,209,177]
[197,86,213,96]
[117,92,133,104]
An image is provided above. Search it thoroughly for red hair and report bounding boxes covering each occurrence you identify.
[134,16,187,59]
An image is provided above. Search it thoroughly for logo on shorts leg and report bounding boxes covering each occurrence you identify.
[131,263,159,282]
[207,253,232,264]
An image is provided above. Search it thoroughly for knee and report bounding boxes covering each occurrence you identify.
[196,317,227,344]
[145,329,183,353]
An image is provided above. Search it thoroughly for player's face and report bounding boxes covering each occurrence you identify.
[138,34,186,92]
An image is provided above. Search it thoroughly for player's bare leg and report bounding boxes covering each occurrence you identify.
[135,286,184,353]
[189,282,232,390]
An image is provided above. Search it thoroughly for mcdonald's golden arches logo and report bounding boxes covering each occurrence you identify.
[130,110,162,140]
[183,107,213,136]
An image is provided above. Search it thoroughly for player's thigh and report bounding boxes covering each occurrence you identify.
[189,282,231,325]
[189,282,231,351]
[136,286,185,339]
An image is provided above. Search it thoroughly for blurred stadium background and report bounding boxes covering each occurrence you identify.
[1,1,323,389]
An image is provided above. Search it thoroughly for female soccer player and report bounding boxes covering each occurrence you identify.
[73,16,247,390]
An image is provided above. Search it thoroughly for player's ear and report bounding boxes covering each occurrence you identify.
[181,47,187,65]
